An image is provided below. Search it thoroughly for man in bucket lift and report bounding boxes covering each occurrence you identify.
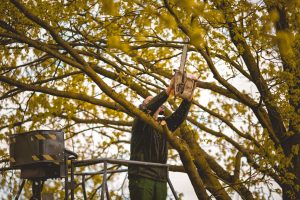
[129,76,195,200]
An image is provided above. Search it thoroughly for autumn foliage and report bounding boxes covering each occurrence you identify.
[0,0,299,199]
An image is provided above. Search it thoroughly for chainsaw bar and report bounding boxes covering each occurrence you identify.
[179,38,189,73]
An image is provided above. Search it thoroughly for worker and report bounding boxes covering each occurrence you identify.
[128,76,194,200]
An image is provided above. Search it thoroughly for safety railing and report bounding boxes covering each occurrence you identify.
[67,158,179,200]
[1,154,180,200]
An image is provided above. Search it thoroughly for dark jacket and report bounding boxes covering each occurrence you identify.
[129,90,192,181]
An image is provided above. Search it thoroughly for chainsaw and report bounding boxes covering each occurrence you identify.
[174,39,197,100]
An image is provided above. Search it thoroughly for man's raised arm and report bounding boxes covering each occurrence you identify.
[166,99,192,132]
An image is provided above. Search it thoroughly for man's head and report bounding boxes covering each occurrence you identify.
[143,96,153,105]
[142,95,165,119]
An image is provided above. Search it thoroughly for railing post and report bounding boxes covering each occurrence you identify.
[31,180,43,200]
[70,159,74,200]
[15,180,25,200]
[167,166,179,200]
[64,154,68,200]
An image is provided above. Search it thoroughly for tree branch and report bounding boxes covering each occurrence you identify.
[0,75,127,113]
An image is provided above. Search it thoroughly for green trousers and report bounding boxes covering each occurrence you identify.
[129,176,167,200]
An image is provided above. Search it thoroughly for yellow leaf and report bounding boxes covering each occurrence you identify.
[107,35,121,49]
[190,27,205,48]
[101,0,118,16]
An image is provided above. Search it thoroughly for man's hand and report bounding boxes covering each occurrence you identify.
[166,76,175,96]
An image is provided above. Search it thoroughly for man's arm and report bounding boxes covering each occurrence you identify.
[166,99,192,132]
[141,78,175,115]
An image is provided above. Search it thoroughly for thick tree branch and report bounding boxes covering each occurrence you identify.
[180,125,232,200]
[58,114,133,126]
[203,149,255,200]
[161,121,209,200]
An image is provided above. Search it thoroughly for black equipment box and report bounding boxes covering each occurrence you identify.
[9,130,65,179]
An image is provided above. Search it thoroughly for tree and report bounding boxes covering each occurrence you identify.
[0,0,299,199]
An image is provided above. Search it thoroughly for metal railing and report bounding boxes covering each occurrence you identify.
[1,153,180,200]
[67,157,179,200]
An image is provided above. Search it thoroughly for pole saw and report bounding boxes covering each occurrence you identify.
[174,38,197,100]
